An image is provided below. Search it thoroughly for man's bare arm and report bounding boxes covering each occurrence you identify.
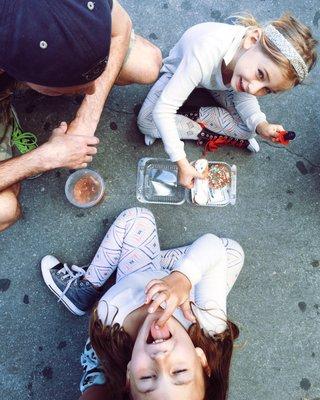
[0,122,99,192]
[67,1,132,136]
[0,147,48,191]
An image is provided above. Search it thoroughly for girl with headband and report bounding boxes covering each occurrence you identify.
[138,14,317,188]
[41,207,244,399]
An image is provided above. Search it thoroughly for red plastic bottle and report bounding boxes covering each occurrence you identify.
[275,131,296,145]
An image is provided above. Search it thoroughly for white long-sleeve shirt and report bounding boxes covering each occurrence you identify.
[97,234,229,336]
[153,22,267,161]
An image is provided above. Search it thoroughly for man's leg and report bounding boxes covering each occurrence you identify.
[0,183,21,232]
[115,33,162,85]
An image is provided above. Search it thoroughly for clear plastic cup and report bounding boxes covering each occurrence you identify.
[65,169,105,208]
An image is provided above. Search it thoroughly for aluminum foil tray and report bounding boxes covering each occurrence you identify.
[187,161,237,207]
[136,158,237,206]
[136,158,185,205]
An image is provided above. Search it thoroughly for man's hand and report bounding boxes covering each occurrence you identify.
[43,122,99,169]
[66,115,97,137]
[176,158,205,189]
[145,271,195,327]
[256,121,285,141]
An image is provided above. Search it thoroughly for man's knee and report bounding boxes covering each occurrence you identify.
[144,46,162,84]
[117,36,162,85]
[0,189,21,232]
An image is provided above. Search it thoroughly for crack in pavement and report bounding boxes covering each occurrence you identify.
[261,140,320,169]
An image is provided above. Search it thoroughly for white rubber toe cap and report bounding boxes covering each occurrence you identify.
[248,138,260,153]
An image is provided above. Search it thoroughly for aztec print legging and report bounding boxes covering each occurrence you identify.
[137,72,253,142]
[85,207,244,293]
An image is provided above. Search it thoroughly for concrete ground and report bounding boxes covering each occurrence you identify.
[1,1,320,399]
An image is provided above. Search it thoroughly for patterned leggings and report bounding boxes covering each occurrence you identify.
[85,207,244,293]
[137,72,253,143]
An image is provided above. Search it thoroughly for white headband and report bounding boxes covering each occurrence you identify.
[264,24,308,82]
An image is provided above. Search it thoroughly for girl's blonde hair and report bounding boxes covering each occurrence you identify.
[235,13,318,87]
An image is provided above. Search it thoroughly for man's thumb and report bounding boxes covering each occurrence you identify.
[53,121,68,135]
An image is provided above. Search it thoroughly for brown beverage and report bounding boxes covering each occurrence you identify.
[73,173,101,205]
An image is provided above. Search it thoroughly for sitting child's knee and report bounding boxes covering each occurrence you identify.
[137,106,146,130]
[120,207,153,218]
[203,233,226,255]
[0,190,21,231]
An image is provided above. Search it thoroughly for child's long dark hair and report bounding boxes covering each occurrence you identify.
[89,308,239,400]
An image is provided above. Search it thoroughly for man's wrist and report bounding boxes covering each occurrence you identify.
[68,114,98,137]
[35,143,56,171]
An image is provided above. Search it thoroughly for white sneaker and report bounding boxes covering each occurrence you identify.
[144,135,156,146]
[247,138,260,153]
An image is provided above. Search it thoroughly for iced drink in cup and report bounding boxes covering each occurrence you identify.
[65,169,105,208]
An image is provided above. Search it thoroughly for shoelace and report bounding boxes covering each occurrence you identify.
[57,263,86,303]
[11,116,38,154]
[205,136,248,151]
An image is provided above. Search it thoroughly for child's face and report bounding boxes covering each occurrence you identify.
[230,34,293,97]
[127,311,208,400]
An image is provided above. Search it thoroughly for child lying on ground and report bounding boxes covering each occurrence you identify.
[41,207,244,399]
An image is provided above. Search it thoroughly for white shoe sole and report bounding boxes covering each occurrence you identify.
[41,255,86,316]
[144,135,156,146]
[247,138,260,153]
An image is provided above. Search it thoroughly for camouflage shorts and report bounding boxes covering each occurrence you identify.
[0,117,13,161]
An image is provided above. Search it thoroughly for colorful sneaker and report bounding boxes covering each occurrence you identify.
[197,127,260,153]
[80,339,106,393]
[41,255,99,316]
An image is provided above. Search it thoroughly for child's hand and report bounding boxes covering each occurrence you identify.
[176,158,205,189]
[145,271,195,327]
[256,121,285,141]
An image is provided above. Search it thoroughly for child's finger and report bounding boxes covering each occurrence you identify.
[195,170,206,179]
[155,302,177,327]
[145,279,163,294]
[53,121,68,135]
[148,291,169,313]
[275,125,285,132]
[180,300,196,323]
[145,282,169,303]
